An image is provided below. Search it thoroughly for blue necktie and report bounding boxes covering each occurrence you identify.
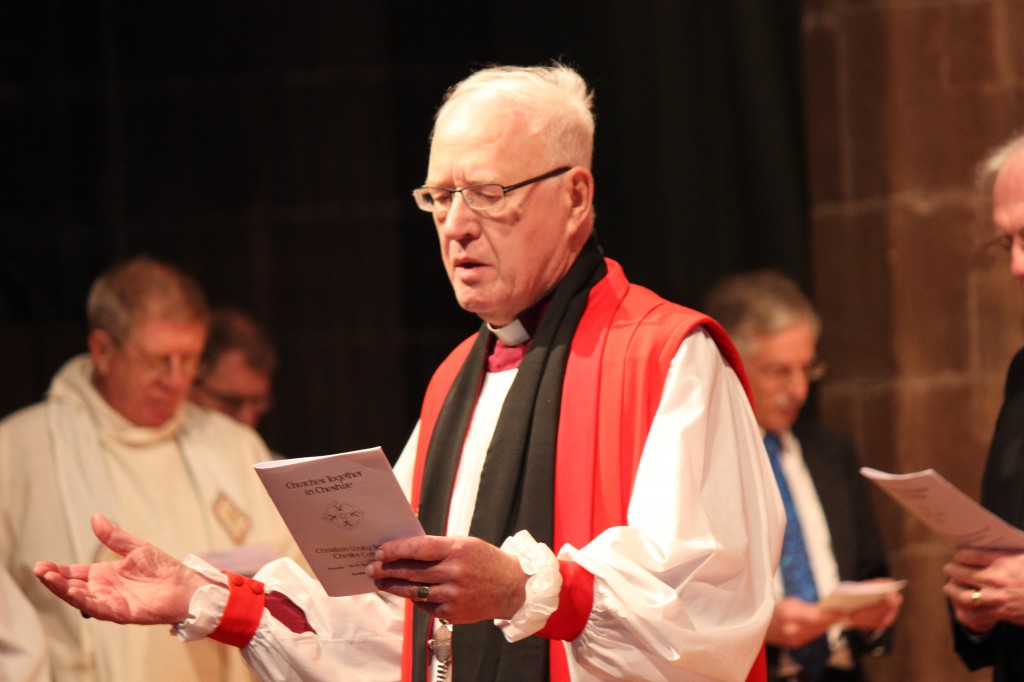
[764,433,830,681]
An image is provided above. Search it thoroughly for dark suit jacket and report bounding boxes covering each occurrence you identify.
[767,421,892,682]
[954,347,1024,681]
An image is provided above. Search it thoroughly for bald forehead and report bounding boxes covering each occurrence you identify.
[434,93,529,145]
[428,94,547,182]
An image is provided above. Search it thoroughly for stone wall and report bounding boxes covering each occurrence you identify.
[802,1,1024,679]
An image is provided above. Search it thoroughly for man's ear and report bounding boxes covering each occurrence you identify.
[88,329,115,375]
[565,167,594,238]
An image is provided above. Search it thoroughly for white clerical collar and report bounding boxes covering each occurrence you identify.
[487,318,531,346]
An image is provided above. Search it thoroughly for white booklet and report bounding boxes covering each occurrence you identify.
[254,446,424,596]
[819,579,907,613]
[860,467,1024,550]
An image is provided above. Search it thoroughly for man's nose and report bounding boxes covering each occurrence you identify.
[1011,246,1024,284]
[778,370,811,402]
[159,355,195,387]
[790,376,810,403]
[438,193,481,240]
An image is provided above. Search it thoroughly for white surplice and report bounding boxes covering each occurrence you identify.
[181,329,784,681]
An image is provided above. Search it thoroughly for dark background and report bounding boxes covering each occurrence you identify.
[0,2,808,460]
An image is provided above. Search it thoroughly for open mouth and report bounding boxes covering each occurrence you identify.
[454,257,484,270]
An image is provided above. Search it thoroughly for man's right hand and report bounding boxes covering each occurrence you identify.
[34,513,212,625]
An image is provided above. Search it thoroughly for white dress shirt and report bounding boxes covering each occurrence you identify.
[770,430,853,670]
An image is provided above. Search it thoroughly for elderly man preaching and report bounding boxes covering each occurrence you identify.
[35,63,784,682]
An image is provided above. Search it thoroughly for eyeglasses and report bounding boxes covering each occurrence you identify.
[115,339,202,379]
[412,166,571,214]
[752,360,828,385]
[193,379,274,417]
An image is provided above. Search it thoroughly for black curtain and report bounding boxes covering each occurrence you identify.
[0,1,807,459]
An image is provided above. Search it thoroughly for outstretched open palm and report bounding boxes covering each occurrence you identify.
[34,513,211,625]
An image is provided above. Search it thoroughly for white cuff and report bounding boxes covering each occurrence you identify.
[171,554,231,642]
[494,530,562,642]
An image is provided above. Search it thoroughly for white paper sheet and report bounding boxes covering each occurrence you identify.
[819,579,908,613]
[861,467,1024,550]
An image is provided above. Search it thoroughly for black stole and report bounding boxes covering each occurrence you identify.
[413,237,607,681]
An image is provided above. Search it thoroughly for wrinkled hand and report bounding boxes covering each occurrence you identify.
[34,513,211,625]
[845,589,903,632]
[766,596,844,649]
[944,547,1024,634]
[367,535,528,624]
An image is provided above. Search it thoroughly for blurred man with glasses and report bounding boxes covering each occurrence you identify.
[705,270,903,682]
[190,307,277,432]
[35,64,784,682]
[0,256,296,682]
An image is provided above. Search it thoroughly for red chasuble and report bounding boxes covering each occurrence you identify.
[406,258,766,682]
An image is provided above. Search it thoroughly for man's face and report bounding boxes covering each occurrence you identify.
[89,316,206,427]
[425,94,587,327]
[745,320,819,435]
[190,349,273,429]
[993,148,1024,287]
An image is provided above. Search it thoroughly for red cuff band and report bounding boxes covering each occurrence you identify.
[208,571,266,649]
[536,560,594,641]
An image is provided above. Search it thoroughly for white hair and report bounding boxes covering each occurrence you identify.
[977,130,1024,222]
[433,63,595,169]
[703,269,821,359]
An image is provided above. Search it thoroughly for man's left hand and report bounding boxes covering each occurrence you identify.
[367,535,529,624]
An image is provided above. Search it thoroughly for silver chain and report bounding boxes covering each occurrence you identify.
[429,619,453,681]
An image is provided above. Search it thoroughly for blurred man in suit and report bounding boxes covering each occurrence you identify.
[945,131,1024,681]
[706,270,902,682]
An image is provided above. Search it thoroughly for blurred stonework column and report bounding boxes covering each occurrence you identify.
[801,1,1024,680]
